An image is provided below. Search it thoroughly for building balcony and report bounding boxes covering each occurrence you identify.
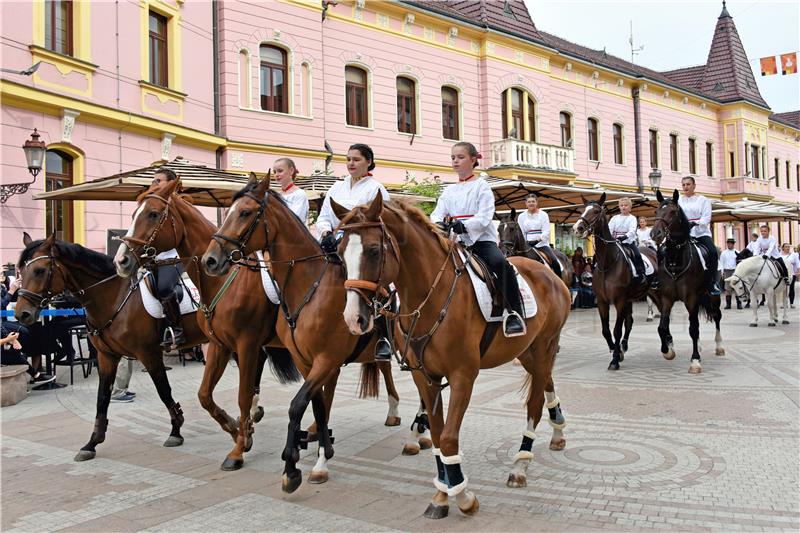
[720,176,773,199]
[489,139,575,174]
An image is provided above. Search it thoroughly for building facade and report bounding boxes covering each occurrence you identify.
[1,0,798,262]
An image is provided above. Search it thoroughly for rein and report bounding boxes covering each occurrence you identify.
[653,203,695,281]
[576,206,623,274]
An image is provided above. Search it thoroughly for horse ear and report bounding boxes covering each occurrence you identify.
[656,189,664,203]
[248,172,258,184]
[364,193,383,221]
[580,194,587,205]
[672,189,679,203]
[43,233,57,253]
[510,207,516,218]
[598,192,606,205]
[254,175,270,197]
[22,231,33,247]
[265,169,272,190]
[160,177,180,197]
[330,197,350,220]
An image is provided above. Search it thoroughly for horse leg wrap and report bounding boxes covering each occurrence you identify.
[168,403,184,426]
[92,417,109,443]
[412,413,430,434]
[432,447,449,493]
[548,405,566,429]
[514,430,535,462]
[249,394,261,420]
[441,453,468,496]
[296,430,309,450]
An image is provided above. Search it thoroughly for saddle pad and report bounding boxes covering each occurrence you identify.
[693,244,707,270]
[256,251,281,305]
[459,250,537,323]
[618,243,655,276]
[139,271,200,319]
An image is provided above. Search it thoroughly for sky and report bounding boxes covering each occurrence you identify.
[523,0,800,113]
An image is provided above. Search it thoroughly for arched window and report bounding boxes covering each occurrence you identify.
[587,118,599,161]
[560,111,572,148]
[613,123,623,164]
[502,88,536,141]
[239,50,250,108]
[688,138,697,174]
[260,44,287,113]
[396,76,416,134]
[441,86,459,140]
[345,66,368,127]
[45,149,74,242]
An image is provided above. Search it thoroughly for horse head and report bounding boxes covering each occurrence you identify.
[496,208,521,256]
[203,172,271,276]
[335,194,400,337]
[15,234,67,325]
[650,189,685,245]
[572,192,606,238]
[114,178,184,277]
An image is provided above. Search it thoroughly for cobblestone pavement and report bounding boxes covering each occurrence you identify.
[2,303,798,532]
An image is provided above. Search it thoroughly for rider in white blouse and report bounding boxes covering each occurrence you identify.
[636,217,656,249]
[678,176,719,294]
[781,243,799,307]
[517,194,561,277]
[608,198,646,278]
[431,142,525,337]
[273,158,309,223]
[756,225,789,284]
[317,144,392,360]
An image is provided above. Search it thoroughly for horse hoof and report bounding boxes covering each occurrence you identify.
[221,457,244,471]
[423,503,449,520]
[646,317,653,322]
[549,438,566,451]
[74,450,96,462]
[782,320,790,325]
[418,437,433,450]
[163,435,184,447]
[457,492,480,515]
[619,352,625,362]
[253,406,265,424]
[749,323,758,327]
[308,470,329,484]
[608,362,620,371]
[663,349,676,361]
[402,443,421,456]
[715,348,725,356]
[507,473,527,488]
[384,415,401,427]
[768,322,776,327]
[281,470,303,494]
[244,437,253,453]
[689,362,702,374]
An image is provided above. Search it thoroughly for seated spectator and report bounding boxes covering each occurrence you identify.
[1,331,55,388]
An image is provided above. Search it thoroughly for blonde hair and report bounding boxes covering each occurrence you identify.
[619,197,632,208]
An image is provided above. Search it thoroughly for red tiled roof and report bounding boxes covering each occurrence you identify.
[770,111,800,130]
[661,65,706,90]
[696,5,768,108]
[406,0,543,42]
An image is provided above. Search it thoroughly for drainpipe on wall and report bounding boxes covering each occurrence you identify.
[212,0,223,225]
[632,85,643,193]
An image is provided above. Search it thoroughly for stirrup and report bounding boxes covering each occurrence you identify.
[503,311,526,338]
[374,337,393,361]
[161,327,177,349]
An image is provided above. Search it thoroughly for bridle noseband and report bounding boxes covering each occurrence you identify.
[211,191,270,266]
[338,219,399,312]
[120,193,178,265]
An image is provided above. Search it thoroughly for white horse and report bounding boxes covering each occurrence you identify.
[726,256,790,327]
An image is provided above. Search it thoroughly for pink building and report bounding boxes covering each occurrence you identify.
[1,0,798,263]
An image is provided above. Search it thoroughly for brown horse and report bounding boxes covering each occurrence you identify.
[15,234,196,461]
[650,189,725,374]
[334,194,571,519]
[201,176,432,493]
[497,210,574,288]
[113,178,406,471]
[572,193,659,370]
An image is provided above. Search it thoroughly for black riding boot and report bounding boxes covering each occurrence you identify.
[647,273,659,289]
[374,315,394,361]
[736,297,742,309]
[160,292,186,348]
[504,307,525,337]
[725,295,732,309]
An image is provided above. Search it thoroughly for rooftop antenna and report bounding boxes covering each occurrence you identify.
[629,20,644,64]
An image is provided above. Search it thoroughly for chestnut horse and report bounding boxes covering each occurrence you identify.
[15,234,196,460]
[497,210,574,289]
[650,189,725,374]
[572,193,659,370]
[202,176,432,494]
[335,195,571,519]
[113,178,406,471]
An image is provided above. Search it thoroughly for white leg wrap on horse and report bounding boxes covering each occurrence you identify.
[513,450,534,462]
[544,392,560,409]
[249,394,260,420]
[548,418,566,430]
[433,477,449,493]
[440,453,463,465]
[447,478,468,497]
[388,394,400,418]
[523,430,536,440]
[432,446,440,457]
[312,446,328,474]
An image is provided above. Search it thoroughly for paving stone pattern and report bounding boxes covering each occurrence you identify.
[2,303,798,531]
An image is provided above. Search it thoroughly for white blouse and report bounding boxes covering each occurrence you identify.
[316,175,390,235]
[678,194,712,238]
[430,176,497,246]
[608,214,637,242]
[280,184,309,223]
[517,210,551,248]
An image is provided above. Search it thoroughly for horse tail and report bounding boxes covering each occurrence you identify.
[519,371,535,404]
[698,291,716,322]
[357,362,380,399]
[262,346,302,384]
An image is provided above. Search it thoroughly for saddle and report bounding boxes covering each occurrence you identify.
[464,248,503,312]
[142,270,184,302]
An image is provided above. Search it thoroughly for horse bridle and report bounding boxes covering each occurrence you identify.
[16,254,117,310]
[337,219,399,312]
[210,190,270,267]
[576,203,608,238]
[498,219,532,257]
[120,193,179,265]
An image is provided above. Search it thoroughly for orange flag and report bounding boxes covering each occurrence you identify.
[780,52,797,75]
[760,56,778,76]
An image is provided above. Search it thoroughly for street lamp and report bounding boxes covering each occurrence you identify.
[648,169,662,193]
[1,129,46,204]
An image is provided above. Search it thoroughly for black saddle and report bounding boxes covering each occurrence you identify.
[143,270,184,302]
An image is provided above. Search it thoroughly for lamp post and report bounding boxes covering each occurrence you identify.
[648,169,662,193]
[1,128,46,204]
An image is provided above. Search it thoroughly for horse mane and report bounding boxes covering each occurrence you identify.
[384,200,450,252]
[232,180,319,246]
[19,239,116,276]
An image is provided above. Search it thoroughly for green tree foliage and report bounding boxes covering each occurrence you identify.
[403,173,442,215]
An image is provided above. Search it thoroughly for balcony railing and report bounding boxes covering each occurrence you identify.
[720,176,773,198]
[490,139,575,173]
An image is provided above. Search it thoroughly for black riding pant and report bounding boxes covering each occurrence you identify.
[528,243,562,277]
[155,263,184,298]
[789,275,796,305]
[624,242,646,276]
[471,240,522,314]
[694,235,719,275]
